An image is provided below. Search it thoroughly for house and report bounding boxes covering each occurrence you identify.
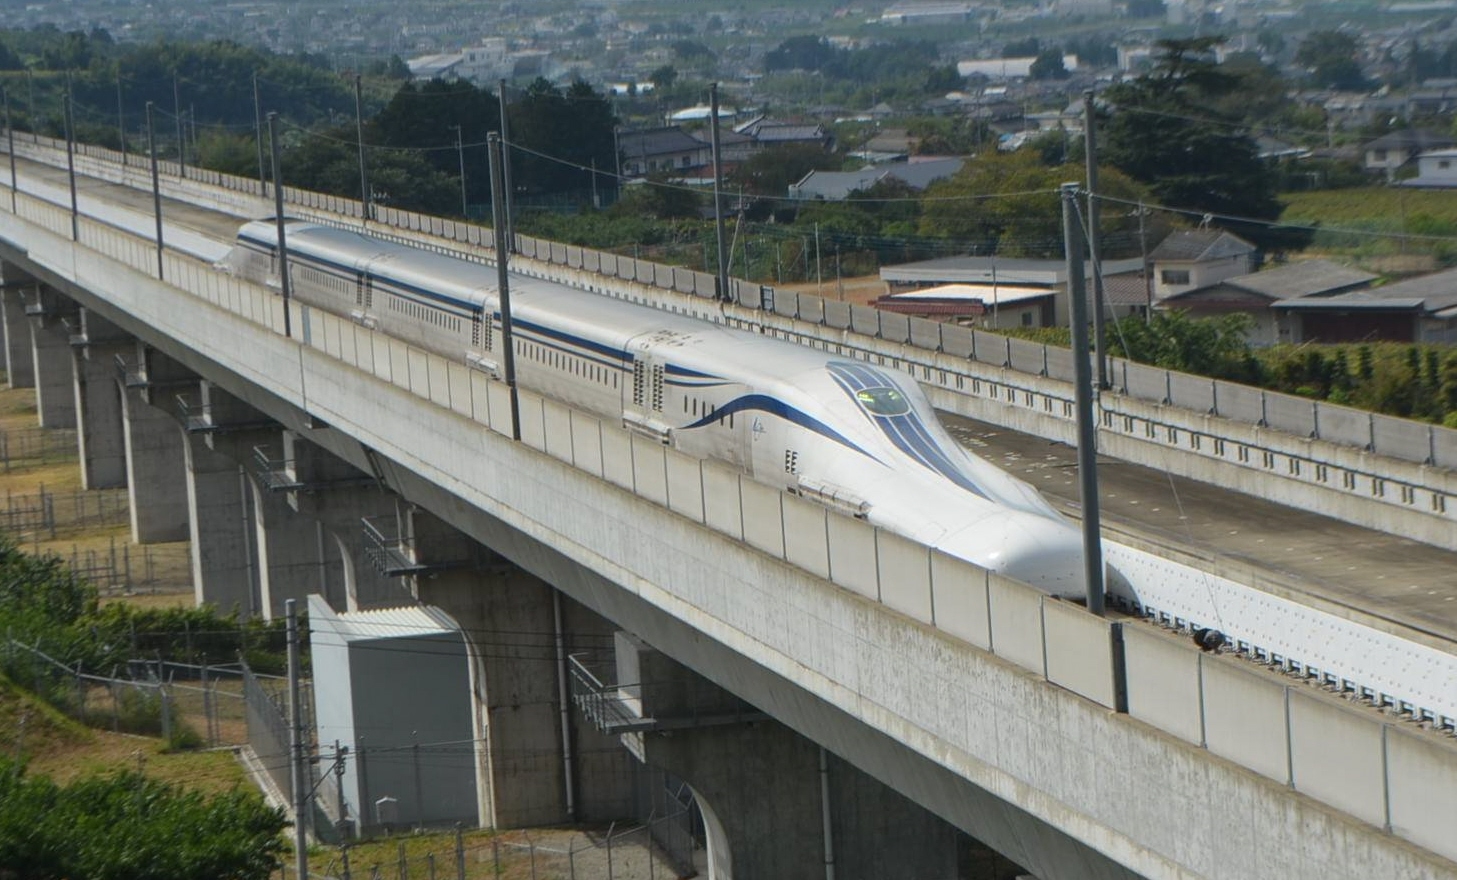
[1147,229,1257,300]
[1363,129,1457,179]
[788,158,965,200]
[1158,259,1377,346]
[733,116,834,152]
[616,126,712,178]
[1397,148,1457,188]
[1272,267,1457,343]
[878,254,1143,327]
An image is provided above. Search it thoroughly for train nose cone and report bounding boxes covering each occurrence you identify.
[939,512,1086,599]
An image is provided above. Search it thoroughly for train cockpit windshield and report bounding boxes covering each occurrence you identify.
[854,387,911,417]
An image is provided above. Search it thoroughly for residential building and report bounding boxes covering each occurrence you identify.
[878,254,1143,326]
[1398,148,1457,188]
[1158,259,1377,346]
[1147,229,1258,300]
[1363,129,1457,179]
[788,158,965,200]
[1272,268,1457,343]
[616,126,712,177]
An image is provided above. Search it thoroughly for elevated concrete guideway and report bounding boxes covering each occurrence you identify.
[2,139,1456,879]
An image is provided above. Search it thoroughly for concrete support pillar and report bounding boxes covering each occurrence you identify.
[413,526,575,830]
[180,382,280,617]
[183,433,256,615]
[27,288,77,429]
[119,343,193,544]
[279,431,406,612]
[1,282,35,388]
[252,473,338,619]
[72,310,130,489]
[618,637,962,880]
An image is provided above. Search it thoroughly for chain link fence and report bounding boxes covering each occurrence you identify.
[295,824,687,880]
[0,427,77,470]
[2,639,249,749]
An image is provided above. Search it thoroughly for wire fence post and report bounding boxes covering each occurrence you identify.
[492,837,500,875]
[398,840,407,880]
[341,844,352,880]
[454,824,465,880]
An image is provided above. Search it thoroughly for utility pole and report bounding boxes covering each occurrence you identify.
[1061,183,1104,615]
[354,74,369,222]
[1084,91,1108,390]
[286,599,308,880]
[268,112,293,339]
[709,83,729,302]
[488,132,522,442]
[146,102,164,279]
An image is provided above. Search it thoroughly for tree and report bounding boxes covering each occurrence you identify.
[1030,49,1070,80]
[1101,38,1305,253]
[730,143,838,197]
[649,64,678,91]
[1003,37,1040,58]
[764,36,838,73]
[1296,30,1368,91]
[508,78,617,198]
[0,759,286,880]
[1108,309,1260,382]
[1126,0,1166,18]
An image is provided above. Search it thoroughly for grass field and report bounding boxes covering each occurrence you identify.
[1280,187,1457,266]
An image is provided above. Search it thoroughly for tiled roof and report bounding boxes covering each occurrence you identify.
[1149,229,1256,262]
[618,126,706,158]
[1363,129,1456,152]
[1222,259,1376,300]
[1275,266,1457,314]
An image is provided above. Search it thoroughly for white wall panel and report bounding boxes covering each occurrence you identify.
[1042,601,1117,709]
[664,450,704,521]
[446,362,473,418]
[542,399,574,462]
[569,411,604,478]
[516,394,546,451]
[929,551,990,650]
[780,493,830,580]
[427,354,451,409]
[877,530,932,623]
[739,477,785,558]
[1123,626,1203,744]
[987,575,1045,676]
[599,423,634,490]
[630,435,669,506]
[1201,657,1289,784]
[826,514,878,601]
[1288,690,1386,828]
[407,348,430,398]
[1386,727,1457,862]
[700,462,743,540]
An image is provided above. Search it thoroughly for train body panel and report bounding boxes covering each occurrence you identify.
[229,219,1086,597]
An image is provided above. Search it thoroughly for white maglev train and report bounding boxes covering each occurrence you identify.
[228,219,1087,598]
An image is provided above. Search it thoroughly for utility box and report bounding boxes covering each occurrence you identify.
[309,595,478,834]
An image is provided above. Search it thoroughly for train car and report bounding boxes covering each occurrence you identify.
[229,219,1088,598]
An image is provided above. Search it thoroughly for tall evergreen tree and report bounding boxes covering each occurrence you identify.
[1101,37,1307,253]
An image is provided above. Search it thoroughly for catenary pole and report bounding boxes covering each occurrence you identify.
[709,83,729,302]
[115,72,127,166]
[488,132,522,441]
[354,73,369,221]
[63,85,77,240]
[253,72,266,195]
[1084,90,1108,389]
[146,102,164,279]
[1062,182,1104,614]
[5,89,16,213]
[172,74,185,179]
[497,80,515,252]
[269,112,293,339]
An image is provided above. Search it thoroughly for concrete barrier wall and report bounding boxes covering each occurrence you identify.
[9,175,1457,870]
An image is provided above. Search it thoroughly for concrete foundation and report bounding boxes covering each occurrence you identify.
[121,390,188,543]
[71,310,129,489]
[27,288,76,429]
[1,282,34,388]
